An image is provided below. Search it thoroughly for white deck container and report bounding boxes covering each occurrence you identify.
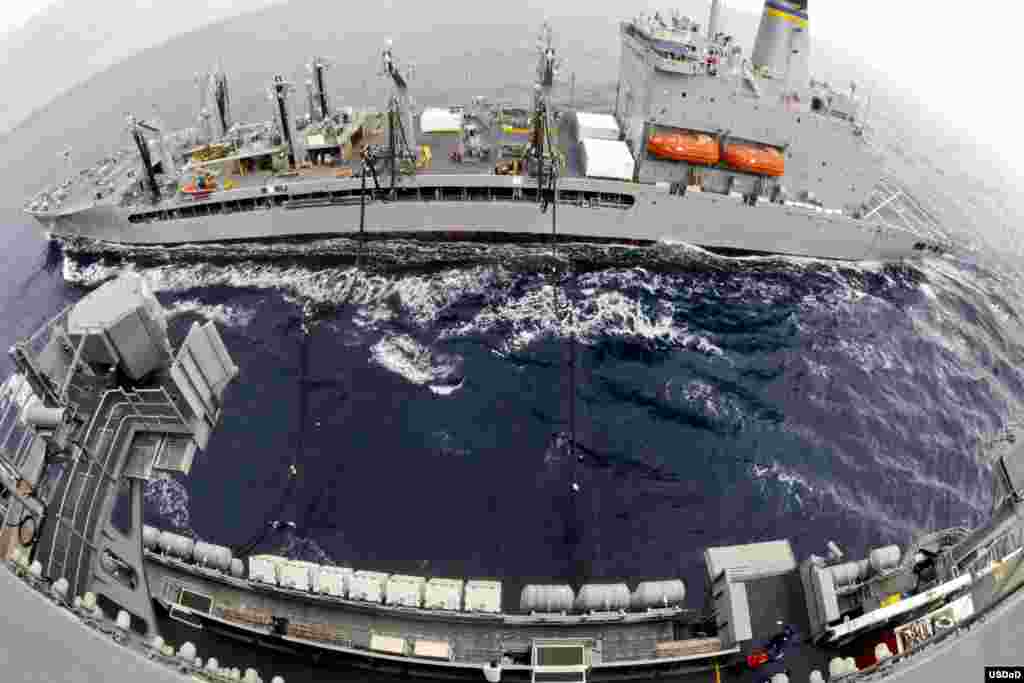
[705,540,797,582]
[385,575,426,608]
[424,578,464,610]
[464,580,502,613]
[369,634,406,654]
[579,138,635,181]
[631,580,687,609]
[142,526,160,551]
[413,639,452,660]
[575,583,631,611]
[192,542,233,573]
[420,108,463,134]
[350,570,390,603]
[158,531,195,560]
[574,112,620,142]
[315,566,354,597]
[248,555,283,585]
[521,584,575,612]
[277,560,314,591]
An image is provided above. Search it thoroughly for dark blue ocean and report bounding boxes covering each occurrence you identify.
[4,69,1024,683]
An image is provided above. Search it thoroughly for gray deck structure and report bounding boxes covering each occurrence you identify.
[0,274,238,635]
[4,550,1024,683]
[2,273,1024,682]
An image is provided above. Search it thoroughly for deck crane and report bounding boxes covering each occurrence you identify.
[208,64,233,137]
[126,114,171,202]
[529,22,564,192]
[194,71,214,143]
[380,40,419,188]
[267,74,302,169]
[307,56,332,122]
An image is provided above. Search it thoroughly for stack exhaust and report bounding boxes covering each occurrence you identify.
[752,0,810,87]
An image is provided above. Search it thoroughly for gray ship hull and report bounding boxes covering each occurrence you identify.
[32,175,938,261]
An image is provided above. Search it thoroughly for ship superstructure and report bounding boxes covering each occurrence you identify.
[23,1,946,260]
[618,0,879,212]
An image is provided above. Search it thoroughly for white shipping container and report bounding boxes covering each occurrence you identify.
[579,138,635,181]
[385,575,426,607]
[420,108,463,134]
[248,555,283,585]
[464,580,502,613]
[424,578,464,610]
[574,112,620,142]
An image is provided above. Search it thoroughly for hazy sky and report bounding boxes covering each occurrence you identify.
[1,3,51,34]
[4,0,1021,175]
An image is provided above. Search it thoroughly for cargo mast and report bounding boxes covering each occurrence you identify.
[530,23,562,198]
[270,75,299,168]
[307,56,332,122]
[380,41,419,187]
[210,65,232,137]
[126,114,167,203]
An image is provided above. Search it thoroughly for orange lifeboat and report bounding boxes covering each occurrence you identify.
[647,133,719,165]
[721,143,785,177]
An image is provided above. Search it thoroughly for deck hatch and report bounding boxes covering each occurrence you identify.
[532,639,591,683]
[177,587,214,613]
[169,605,205,629]
[534,674,586,683]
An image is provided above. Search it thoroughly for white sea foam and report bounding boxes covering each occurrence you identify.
[165,299,256,328]
[144,474,195,535]
[370,334,464,391]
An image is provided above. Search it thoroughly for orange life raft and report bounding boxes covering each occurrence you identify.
[721,143,785,177]
[646,133,719,165]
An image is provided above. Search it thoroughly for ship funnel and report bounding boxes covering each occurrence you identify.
[752,0,809,83]
[708,0,722,40]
